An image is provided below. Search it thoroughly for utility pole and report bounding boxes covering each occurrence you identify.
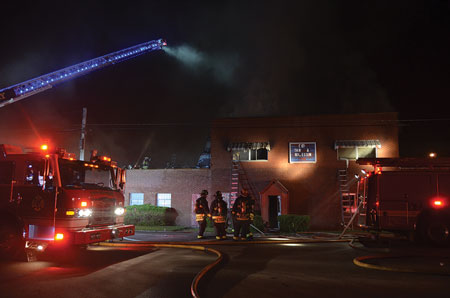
[79,107,87,161]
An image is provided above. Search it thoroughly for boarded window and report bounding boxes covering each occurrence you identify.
[338,148,357,160]
[338,147,376,160]
[357,147,376,158]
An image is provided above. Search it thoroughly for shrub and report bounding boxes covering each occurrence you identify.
[164,208,179,226]
[250,215,265,233]
[125,204,179,226]
[278,214,310,233]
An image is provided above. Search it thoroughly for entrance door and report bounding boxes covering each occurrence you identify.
[269,195,281,229]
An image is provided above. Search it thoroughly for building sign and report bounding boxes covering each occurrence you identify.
[289,142,316,163]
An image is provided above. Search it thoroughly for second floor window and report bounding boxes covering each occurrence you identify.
[233,148,268,161]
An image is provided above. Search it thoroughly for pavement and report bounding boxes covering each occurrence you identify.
[121,229,450,276]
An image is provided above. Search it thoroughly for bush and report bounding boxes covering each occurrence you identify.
[125,204,179,226]
[250,215,265,233]
[278,214,310,233]
[164,208,179,226]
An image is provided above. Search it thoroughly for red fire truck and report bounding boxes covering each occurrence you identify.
[356,158,450,245]
[0,144,134,260]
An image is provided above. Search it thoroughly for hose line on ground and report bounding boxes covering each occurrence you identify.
[100,237,350,297]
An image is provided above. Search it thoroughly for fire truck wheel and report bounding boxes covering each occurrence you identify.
[0,220,26,261]
[421,218,450,246]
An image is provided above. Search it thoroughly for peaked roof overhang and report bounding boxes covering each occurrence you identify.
[259,179,289,195]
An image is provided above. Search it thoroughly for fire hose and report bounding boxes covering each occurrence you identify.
[100,237,350,297]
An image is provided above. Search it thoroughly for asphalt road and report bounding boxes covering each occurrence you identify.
[0,232,449,298]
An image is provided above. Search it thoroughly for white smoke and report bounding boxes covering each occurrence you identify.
[163,45,238,85]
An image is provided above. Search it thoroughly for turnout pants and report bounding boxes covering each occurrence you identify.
[214,223,226,237]
[197,219,207,236]
[233,219,249,238]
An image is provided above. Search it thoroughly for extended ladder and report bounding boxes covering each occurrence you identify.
[338,169,356,227]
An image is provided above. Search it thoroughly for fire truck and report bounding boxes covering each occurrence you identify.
[0,143,134,260]
[355,157,450,245]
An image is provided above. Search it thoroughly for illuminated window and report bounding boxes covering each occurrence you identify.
[157,193,172,207]
[130,193,144,205]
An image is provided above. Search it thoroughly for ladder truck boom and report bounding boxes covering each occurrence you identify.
[0,38,167,108]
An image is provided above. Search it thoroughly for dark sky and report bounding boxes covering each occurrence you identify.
[1,1,450,167]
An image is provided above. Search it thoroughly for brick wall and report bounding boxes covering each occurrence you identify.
[124,168,211,226]
[210,112,399,229]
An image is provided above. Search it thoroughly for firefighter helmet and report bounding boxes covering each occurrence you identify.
[215,191,222,197]
[201,189,208,196]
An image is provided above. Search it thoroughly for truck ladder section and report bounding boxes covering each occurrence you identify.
[338,169,356,227]
[0,39,167,108]
[357,157,450,169]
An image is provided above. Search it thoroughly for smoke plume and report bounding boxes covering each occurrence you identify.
[163,45,238,85]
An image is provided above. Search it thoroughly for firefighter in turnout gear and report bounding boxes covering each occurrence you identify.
[195,190,210,239]
[232,188,254,240]
[246,195,256,240]
[210,191,228,240]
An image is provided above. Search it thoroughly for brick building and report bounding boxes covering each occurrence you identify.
[125,112,399,229]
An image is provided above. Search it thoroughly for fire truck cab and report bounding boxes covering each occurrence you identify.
[356,158,450,245]
[0,144,134,260]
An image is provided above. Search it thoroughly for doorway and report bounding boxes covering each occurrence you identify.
[269,195,281,229]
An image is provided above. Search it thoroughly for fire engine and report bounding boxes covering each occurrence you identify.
[0,38,167,260]
[0,143,134,260]
[355,157,450,245]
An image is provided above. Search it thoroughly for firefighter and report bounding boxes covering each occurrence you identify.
[194,190,210,239]
[246,195,256,240]
[210,191,228,240]
[232,188,253,240]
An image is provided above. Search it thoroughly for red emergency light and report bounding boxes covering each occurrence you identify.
[431,198,447,208]
[40,144,48,151]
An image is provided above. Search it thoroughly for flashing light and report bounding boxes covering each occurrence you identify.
[81,201,88,207]
[375,201,379,207]
[66,210,75,216]
[55,233,64,240]
[375,167,382,175]
[45,154,50,158]
[37,245,44,251]
[361,169,366,175]
[432,198,446,208]
[114,207,125,216]
[77,209,92,217]
[429,152,437,158]
[40,144,48,151]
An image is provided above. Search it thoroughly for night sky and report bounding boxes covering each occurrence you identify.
[1,1,449,167]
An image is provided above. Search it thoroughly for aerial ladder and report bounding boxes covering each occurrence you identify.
[0,38,167,108]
